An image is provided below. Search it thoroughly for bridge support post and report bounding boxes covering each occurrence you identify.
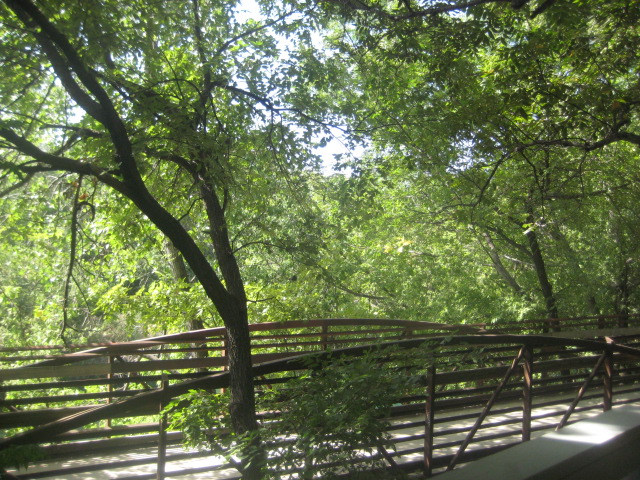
[157,374,168,480]
[604,349,614,412]
[321,324,329,351]
[107,355,113,430]
[522,345,533,442]
[424,364,436,477]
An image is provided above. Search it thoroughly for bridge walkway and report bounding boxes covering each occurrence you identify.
[2,316,640,479]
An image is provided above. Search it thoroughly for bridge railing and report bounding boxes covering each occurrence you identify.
[2,317,640,478]
[0,319,475,440]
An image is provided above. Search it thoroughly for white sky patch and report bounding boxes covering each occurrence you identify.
[234,0,261,22]
[316,134,362,176]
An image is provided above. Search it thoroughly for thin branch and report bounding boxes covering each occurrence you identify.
[323,0,513,20]
[191,7,295,130]
[518,124,640,152]
[41,124,103,137]
[214,11,294,58]
[48,125,105,156]
[145,148,196,173]
[304,255,389,301]
[531,0,555,18]
[233,240,286,254]
[543,184,630,201]
[0,126,129,193]
[216,83,351,133]
[0,170,35,197]
[469,152,510,211]
[61,175,84,345]
[485,224,530,256]
[234,239,389,300]
[191,0,212,131]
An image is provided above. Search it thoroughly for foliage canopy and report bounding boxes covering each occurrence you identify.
[1,0,639,473]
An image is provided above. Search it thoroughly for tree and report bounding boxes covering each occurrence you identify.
[318,0,640,321]
[0,0,339,475]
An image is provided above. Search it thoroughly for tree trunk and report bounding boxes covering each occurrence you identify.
[220,303,262,479]
[195,173,263,477]
[524,212,559,331]
[548,224,600,316]
[481,232,529,299]
[614,258,631,328]
[611,210,632,328]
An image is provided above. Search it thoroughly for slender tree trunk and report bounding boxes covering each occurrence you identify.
[522,204,569,380]
[611,211,631,328]
[525,228,558,324]
[481,232,529,298]
[523,210,559,331]
[614,258,631,328]
[195,172,263,478]
[548,224,600,316]
[220,302,262,479]
[225,310,258,433]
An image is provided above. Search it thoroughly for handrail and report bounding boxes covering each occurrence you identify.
[8,318,481,368]
[3,334,640,450]
[2,313,638,354]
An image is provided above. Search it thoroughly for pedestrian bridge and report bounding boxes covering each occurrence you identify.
[1,316,640,478]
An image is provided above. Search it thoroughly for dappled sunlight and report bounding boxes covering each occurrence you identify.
[548,421,624,445]
[13,445,234,480]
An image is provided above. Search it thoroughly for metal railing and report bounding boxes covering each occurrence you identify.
[1,317,640,478]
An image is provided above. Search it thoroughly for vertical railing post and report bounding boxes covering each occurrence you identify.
[603,348,614,412]
[522,344,533,442]
[107,354,113,429]
[220,334,229,394]
[157,373,168,480]
[424,365,436,478]
[222,333,229,372]
[321,324,329,351]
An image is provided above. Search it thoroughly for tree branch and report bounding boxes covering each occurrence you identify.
[0,126,128,192]
[323,0,517,20]
[519,125,640,152]
[191,0,213,131]
[216,83,351,133]
[0,169,35,197]
[480,232,530,300]
[61,175,84,345]
[485,224,530,256]
[214,11,294,58]
[5,0,141,184]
